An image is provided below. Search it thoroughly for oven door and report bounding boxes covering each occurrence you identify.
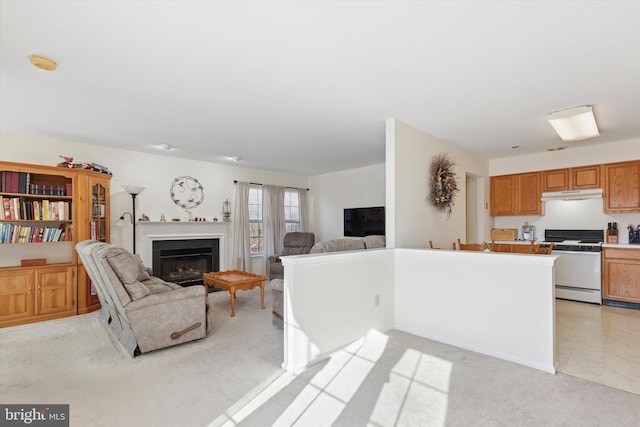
[552,250,602,304]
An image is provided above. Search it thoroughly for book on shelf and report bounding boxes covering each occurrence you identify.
[0,223,70,243]
[0,197,71,220]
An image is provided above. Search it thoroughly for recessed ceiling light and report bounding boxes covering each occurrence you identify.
[158,144,173,151]
[226,156,241,162]
[29,54,56,71]
[547,146,567,152]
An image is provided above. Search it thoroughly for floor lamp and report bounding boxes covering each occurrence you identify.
[117,185,146,253]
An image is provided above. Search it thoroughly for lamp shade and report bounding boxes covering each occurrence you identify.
[547,105,599,142]
[122,185,146,195]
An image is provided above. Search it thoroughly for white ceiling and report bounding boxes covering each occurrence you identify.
[1,1,639,176]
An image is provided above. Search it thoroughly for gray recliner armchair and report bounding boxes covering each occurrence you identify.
[268,232,315,280]
[76,240,207,357]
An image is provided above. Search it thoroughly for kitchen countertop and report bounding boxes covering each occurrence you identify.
[603,243,640,249]
[492,240,538,245]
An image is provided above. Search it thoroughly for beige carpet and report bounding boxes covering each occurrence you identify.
[1,284,639,427]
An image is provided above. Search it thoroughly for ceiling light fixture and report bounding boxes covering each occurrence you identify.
[158,144,173,151]
[547,105,599,142]
[227,156,241,162]
[29,54,57,71]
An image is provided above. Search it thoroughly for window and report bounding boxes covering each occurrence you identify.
[284,189,301,232]
[248,185,263,254]
[247,185,301,254]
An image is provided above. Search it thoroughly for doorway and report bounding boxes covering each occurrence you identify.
[465,173,481,243]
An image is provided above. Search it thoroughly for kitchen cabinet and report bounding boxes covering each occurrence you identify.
[516,172,542,215]
[0,265,77,327]
[542,169,570,192]
[490,172,542,216]
[604,160,640,213]
[542,165,601,192]
[490,175,516,216]
[572,165,601,189]
[602,247,640,306]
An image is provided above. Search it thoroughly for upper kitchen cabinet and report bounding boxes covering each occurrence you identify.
[516,172,542,215]
[542,165,601,192]
[572,165,602,189]
[490,175,516,216]
[490,172,543,216]
[604,160,640,213]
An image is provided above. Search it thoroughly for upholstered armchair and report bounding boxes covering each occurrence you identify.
[268,232,315,280]
[76,240,207,356]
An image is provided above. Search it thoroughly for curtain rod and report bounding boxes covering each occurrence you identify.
[234,180,309,191]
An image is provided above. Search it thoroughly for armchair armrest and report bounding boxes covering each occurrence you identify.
[268,254,282,263]
[125,285,207,353]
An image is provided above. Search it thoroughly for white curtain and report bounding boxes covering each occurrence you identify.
[297,188,308,232]
[263,185,286,264]
[232,181,251,271]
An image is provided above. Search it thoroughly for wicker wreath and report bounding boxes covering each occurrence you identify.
[429,153,459,214]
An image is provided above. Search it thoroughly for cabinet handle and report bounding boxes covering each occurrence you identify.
[37,286,41,293]
[28,286,32,294]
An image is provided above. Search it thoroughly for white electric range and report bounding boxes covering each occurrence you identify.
[540,229,604,304]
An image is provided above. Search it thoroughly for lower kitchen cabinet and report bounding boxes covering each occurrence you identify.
[0,265,77,327]
[602,248,640,306]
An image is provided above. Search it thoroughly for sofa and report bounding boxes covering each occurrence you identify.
[76,240,208,356]
[309,235,386,253]
[268,232,315,280]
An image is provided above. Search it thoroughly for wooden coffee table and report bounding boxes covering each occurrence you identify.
[203,270,266,317]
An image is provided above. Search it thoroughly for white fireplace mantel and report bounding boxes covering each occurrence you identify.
[138,221,230,270]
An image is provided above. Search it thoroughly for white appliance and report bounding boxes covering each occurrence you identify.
[542,229,604,304]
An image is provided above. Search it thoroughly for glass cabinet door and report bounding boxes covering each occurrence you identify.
[91,182,108,242]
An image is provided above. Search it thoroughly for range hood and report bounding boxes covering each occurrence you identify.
[541,188,603,201]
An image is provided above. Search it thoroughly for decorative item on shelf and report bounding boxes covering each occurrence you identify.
[222,198,231,222]
[140,214,150,221]
[170,176,204,210]
[428,153,459,217]
[629,224,640,244]
[172,218,180,221]
[160,213,166,222]
[213,217,219,222]
[117,185,146,254]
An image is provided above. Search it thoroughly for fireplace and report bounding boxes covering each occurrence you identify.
[152,239,220,287]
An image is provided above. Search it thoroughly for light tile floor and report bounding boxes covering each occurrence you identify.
[555,299,640,395]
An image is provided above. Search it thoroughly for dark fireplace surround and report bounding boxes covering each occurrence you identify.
[152,238,220,287]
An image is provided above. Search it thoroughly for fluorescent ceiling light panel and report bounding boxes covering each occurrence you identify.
[547,105,599,142]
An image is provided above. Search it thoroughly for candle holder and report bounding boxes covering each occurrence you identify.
[222,199,231,222]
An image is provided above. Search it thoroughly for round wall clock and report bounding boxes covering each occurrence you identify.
[170,176,204,209]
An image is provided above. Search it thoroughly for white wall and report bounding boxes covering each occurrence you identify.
[308,163,385,242]
[386,119,491,249]
[281,248,556,374]
[394,249,556,373]
[0,133,309,274]
[281,249,395,373]
[494,199,640,244]
[489,138,640,176]
[489,138,640,242]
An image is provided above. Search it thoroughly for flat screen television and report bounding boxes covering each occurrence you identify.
[344,206,385,237]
